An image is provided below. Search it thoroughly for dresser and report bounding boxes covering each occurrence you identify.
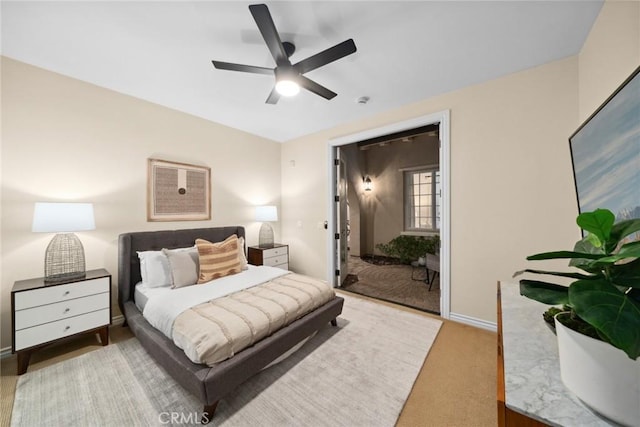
[248,244,289,270]
[498,281,615,426]
[11,269,112,375]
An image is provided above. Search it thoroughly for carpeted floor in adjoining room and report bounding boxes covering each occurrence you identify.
[342,256,440,313]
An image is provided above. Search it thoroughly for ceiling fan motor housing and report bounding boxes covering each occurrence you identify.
[282,41,295,58]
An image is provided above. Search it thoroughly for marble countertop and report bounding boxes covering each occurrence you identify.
[500,281,615,426]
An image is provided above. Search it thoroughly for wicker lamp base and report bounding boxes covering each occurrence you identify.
[258,223,275,248]
[44,233,86,283]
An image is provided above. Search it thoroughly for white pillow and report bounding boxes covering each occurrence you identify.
[238,236,248,270]
[163,247,199,288]
[137,246,195,288]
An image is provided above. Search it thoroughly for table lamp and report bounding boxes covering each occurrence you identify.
[32,202,95,283]
[255,205,278,248]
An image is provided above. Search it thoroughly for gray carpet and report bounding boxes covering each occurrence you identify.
[343,257,441,314]
[11,294,442,427]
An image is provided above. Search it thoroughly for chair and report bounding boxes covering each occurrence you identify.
[425,253,440,291]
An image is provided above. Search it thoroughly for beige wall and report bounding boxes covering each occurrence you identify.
[362,136,439,255]
[281,0,639,325]
[326,135,439,260]
[578,0,640,121]
[282,58,580,323]
[1,0,636,349]
[0,58,281,350]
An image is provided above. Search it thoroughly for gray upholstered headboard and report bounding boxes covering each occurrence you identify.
[117,226,245,314]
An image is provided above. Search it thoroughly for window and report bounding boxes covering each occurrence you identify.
[404,168,440,231]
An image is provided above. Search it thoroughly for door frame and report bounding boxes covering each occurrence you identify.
[337,155,349,286]
[326,110,451,319]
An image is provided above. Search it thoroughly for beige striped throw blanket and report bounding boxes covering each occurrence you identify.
[172,272,335,366]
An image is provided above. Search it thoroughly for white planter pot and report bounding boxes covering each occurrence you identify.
[555,315,640,427]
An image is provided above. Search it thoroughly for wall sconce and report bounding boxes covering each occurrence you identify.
[32,202,96,283]
[364,176,372,192]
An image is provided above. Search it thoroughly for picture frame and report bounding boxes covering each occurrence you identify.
[147,158,211,222]
[568,65,640,231]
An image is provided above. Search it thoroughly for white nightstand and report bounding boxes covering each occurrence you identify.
[11,268,112,374]
[247,244,289,270]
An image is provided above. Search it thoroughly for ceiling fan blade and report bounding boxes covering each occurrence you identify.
[212,61,273,75]
[249,4,290,67]
[265,87,280,104]
[298,76,337,100]
[294,39,357,74]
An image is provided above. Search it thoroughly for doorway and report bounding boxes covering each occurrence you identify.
[327,111,451,319]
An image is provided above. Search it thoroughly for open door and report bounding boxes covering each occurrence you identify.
[337,150,349,286]
[328,110,450,318]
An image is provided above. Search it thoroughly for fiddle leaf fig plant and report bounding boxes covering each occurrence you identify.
[514,208,640,360]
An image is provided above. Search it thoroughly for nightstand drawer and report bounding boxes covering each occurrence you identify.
[263,256,288,268]
[11,269,112,374]
[263,246,288,258]
[14,292,110,330]
[14,308,110,351]
[14,277,109,310]
[248,244,289,271]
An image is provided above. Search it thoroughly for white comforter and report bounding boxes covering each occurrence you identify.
[143,265,289,338]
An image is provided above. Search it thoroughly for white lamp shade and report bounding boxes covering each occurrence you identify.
[32,202,96,233]
[255,205,278,222]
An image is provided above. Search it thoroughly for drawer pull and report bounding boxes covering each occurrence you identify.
[63,291,70,296]
[64,326,71,331]
[64,308,70,313]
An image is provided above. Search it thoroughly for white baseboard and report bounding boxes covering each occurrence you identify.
[0,315,126,360]
[111,315,125,326]
[0,346,11,359]
[449,312,497,332]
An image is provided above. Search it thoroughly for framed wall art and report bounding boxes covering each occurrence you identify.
[569,65,640,234]
[147,158,211,221]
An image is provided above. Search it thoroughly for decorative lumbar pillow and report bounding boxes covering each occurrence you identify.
[163,247,199,288]
[195,235,242,283]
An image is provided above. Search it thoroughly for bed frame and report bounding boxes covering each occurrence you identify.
[118,226,344,422]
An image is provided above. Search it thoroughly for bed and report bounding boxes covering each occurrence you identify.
[118,226,344,422]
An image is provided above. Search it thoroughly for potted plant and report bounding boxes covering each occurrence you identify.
[375,235,439,264]
[514,208,640,426]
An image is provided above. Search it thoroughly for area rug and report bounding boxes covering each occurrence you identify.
[11,294,442,427]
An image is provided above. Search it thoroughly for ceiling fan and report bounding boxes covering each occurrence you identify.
[212,3,357,104]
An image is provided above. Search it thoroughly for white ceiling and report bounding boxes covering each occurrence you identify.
[1,1,603,142]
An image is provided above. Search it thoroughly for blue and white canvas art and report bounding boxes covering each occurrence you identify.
[570,67,640,228]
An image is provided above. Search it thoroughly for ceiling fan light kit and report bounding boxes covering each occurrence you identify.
[274,68,300,96]
[275,79,300,97]
[212,3,357,104]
